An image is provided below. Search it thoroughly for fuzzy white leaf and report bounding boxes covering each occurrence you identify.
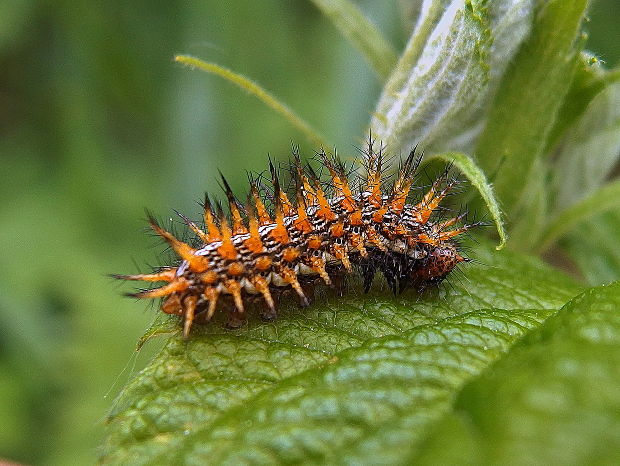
[371,0,534,156]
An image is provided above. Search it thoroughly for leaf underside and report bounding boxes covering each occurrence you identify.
[100,242,581,464]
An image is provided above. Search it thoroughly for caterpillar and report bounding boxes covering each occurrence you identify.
[114,139,480,338]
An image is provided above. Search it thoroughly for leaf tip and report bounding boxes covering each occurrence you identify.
[174,54,194,67]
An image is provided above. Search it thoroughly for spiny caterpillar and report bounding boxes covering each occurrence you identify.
[115,138,480,337]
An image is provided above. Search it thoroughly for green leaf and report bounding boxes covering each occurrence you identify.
[544,54,617,155]
[174,55,329,148]
[428,151,506,249]
[562,210,620,285]
[309,0,398,80]
[411,281,620,465]
[505,156,550,251]
[537,179,620,253]
[550,79,620,212]
[99,242,580,464]
[536,79,620,259]
[475,0,589,217]
[371,0,535,156]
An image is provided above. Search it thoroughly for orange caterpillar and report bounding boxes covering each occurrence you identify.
[115,139,479,337]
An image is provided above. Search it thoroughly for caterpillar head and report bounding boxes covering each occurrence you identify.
[411,243,468,285]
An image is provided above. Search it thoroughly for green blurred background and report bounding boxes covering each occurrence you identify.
[0,1,618,464]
